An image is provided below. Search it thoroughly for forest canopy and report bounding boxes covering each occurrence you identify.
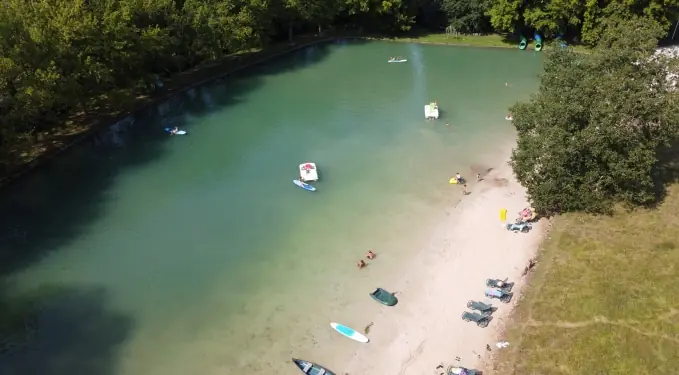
[0,0,678,175]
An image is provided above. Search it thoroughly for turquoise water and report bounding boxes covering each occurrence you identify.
[0,41,542,374]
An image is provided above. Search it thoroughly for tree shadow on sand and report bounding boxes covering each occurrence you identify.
[0,285,133,375]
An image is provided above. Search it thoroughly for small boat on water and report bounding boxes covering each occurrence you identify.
[299,162,318,182]
[369,287,398,306]
[292,358,335,375]
[425,102,439,120]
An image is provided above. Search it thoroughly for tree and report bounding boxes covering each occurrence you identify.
[441,0,492,34]
[485,0,522,33]
[487,0,679,43]
[509,16,679,214]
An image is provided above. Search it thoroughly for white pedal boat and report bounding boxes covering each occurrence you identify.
[299,162,318,182]
[425,102,439,120]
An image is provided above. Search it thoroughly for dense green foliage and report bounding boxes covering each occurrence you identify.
[486,0,679,44]
[0,0,678,175]
[510,17,679,214]
[0,0,426,170]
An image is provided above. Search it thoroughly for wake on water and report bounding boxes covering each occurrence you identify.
[408,44,427,108]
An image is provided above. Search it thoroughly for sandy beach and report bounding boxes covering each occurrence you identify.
[342,158,546,375]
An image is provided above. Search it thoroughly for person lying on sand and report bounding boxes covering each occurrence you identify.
[366,250,375,259]
[357,260,366,269]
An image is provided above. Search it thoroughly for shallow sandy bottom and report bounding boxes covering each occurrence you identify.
[340,158,546,375]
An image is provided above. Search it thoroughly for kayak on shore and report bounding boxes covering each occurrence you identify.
[292,358,335,375]
[369,287,398,306]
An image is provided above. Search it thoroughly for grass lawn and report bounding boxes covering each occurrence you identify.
[375,32,590,53]
[392,33,516,48]
[494,187,679,374]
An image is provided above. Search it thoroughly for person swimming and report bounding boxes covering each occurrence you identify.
[366,250,375,260]
[357,260,366,269]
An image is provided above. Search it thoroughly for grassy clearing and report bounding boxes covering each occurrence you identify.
[391,33,516,48]
[494,187,679,375]
[378,32,590,53]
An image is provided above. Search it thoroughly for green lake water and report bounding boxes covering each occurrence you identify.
[0,41,542,375]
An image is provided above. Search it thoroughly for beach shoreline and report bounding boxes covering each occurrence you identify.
[338,145,548,375]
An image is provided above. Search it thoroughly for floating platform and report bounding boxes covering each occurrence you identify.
[425,103,439,120]
[299,162,318,182]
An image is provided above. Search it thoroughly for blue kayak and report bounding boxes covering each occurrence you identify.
[293,179,316,192]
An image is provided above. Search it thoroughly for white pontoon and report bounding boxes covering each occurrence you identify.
[425,102,439,120]
[299,162,318,182]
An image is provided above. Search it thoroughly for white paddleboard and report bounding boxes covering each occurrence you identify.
[164,128,187,135]
[330,322,369,343]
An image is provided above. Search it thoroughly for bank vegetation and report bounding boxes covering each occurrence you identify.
[497,14,679,375]
[510,16,679,214]
[1,0,678,176]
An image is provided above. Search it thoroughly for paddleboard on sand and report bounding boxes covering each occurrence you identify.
[330,322,369,343]
[164,128,187,135]
[293,179,316,192]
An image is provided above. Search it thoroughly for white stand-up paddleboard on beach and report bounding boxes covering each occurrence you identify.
[330,322,369,343]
